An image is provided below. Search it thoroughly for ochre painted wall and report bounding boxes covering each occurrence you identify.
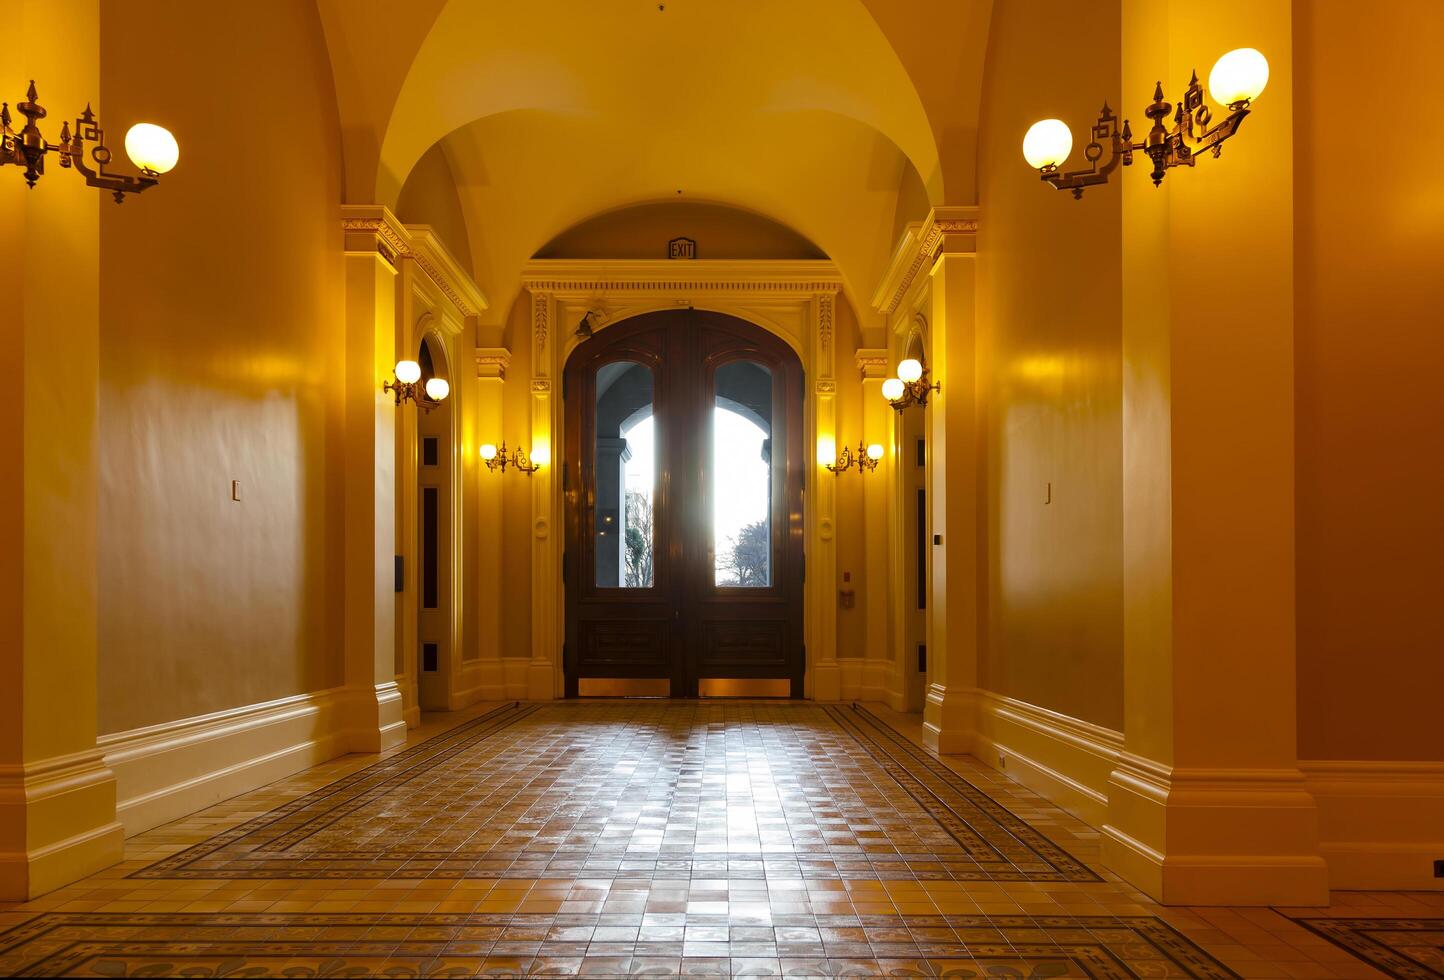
[1294,0,1444,761]
[974,0,1124,730]
[396,144,474,272]
[98,1,345,732]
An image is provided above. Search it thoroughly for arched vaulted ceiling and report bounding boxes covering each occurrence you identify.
[317,0,994,326]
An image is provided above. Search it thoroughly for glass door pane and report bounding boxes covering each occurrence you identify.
[712,360,773,587]
[593,360,654,589]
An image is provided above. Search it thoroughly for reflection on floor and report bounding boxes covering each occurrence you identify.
[1,700,1440,977]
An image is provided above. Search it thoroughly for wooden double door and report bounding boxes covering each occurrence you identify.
[563,310,804,698]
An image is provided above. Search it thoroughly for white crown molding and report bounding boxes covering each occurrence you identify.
[871,206,980,317]
[474,346,511,379]
[339,207,488,318]
[521,259,842,298]
[854,347,889,379]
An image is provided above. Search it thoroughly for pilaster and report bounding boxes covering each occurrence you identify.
[855,349,898,707]
[527,291,560,698]
[1106,0,1326,905]
[473,348,510,698]
[808,293,841,700]
[339,206,408,752]
[0,0,123,900]
[921,215,980,754]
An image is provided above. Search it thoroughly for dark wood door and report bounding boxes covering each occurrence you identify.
[563,310,804,698]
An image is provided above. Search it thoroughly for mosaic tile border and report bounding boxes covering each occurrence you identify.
[0,911,1241,978]
[132,701,1099,883]
[830,705,1101,882]
[1286,915,1444,979]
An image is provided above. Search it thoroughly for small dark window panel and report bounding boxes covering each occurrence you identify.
[916,437,926,467]
[916,488,927,610]
[423,437,438,467]
[423,643,438,672]
[423,487,438,609]
[917,643,927,672]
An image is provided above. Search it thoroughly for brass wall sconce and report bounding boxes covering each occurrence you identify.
[383,359,450,411]
[1,81,178,202]
[1023,47,1268,198]
[480,441,545,475]
[826,440,884,475]
[881,358,939,411]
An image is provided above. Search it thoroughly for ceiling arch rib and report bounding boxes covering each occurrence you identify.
[377,0,943,210]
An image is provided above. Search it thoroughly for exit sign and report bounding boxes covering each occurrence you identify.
[668,237,696,260]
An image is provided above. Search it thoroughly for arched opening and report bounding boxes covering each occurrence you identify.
[563,310,805,698]
[899,322,931,713]
[414,332,455,711]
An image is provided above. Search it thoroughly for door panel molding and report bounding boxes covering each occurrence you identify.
[526,259,843,700]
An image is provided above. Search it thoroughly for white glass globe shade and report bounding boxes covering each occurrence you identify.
[897,358,924,383]
[881,378,906,402]
[530,445,550,467]
[816,436,836,468]
[1209,47,1269,106]
[394,360,422,384]
[479,443,498,461]
[125,123,179,175]
[1022,119,1073,170]
[425,377,450,401]
[866,443,885,461]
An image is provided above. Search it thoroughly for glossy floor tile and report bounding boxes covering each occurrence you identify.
[1,699,1439,977]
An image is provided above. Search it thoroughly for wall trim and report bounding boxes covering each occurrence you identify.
[99,688,352,836]
[1300,759,1444,890]
[871,207,981,316]
[971,689,1122,827]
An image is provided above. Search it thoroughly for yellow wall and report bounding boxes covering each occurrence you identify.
[98,0,345,732]
[396,144,474,272]
[974,0,1124,729]
[1294,0,1444,761]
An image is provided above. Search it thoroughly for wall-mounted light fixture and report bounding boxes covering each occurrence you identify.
[826,440,884,475]
[383,359,450,411]
[480,441,545,475]
[1023,47,1268,198]
[1,81,178,202]
[882,357,939,411]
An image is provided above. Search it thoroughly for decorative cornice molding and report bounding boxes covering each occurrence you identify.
[854,347,889,379]
[815,380,837,394]
[407,226,488,317]
[872,206,980,317]
[522,259,842,298]
[474,347,512,380]
[531,379,552,392]
[339,208,488,318]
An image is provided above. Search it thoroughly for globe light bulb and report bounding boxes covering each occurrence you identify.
[866,443,884,461]
[394,360,422,384]
[425,377,450,401]
[1209,47,1269,107]
[881,378,905,402]
[530,445,550,467]
[124,123,179,175]
[816,436,836,468]
[897,358,924,383]
[1022,119,1073,170]
[479,443,498,461]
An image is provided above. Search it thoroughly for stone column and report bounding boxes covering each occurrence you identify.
[921,212,981,753]
[1104,0,1326,905]
[339,206,408,752]
[0,0,124,901]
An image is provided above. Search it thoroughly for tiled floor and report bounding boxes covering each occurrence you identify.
[1,700,1440,977]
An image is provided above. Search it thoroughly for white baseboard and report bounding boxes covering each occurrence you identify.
[1301,759,1444,890]
[837,658,894,704]
[971,690,1121,827]
[100,688,352,836]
